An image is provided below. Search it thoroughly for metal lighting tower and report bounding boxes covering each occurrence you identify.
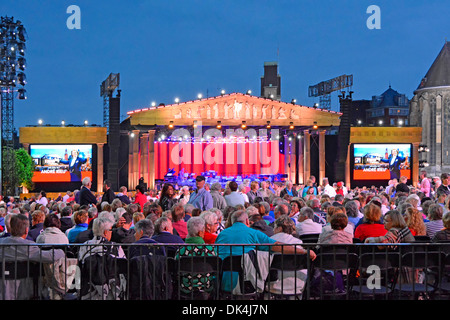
[308,74,353,110]
[0,16,28,196]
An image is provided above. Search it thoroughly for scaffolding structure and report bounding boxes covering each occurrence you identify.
[0,16,27,195]
[308,74,353,110]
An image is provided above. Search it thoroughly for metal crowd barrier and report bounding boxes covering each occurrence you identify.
[0,242,450,300]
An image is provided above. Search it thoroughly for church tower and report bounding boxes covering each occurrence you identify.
[410,41,450,175]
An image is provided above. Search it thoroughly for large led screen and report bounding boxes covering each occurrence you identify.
[353,143,411,181]
[30,145,93,183]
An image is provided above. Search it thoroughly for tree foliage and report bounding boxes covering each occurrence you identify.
[2,147,35,195]
[15,148,35,191]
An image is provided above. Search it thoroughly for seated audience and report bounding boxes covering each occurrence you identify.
[354,203,387,242]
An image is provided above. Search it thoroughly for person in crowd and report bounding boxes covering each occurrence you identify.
[200,210,219,244]
[247,181,264,204]
[152,216,185,256]
[183,203,195,222]
[210,182,227,210]
[425,204,444,239]
[116,186,131,205]
[159,183,177,212]
[35,213,77,300]
[365,210,415,246]
[187,175,213,211]
[79,177,97,207]
[437,173,450,196]
[67,210,89,243]
[77,216,126,300]
[379,193,391,215]
[354,203,387,242]
[175,216,216,298]
[26,210,45,242]
[192,208,202,217]
[238,184,250,204]
[318,212,353,244]
[209,208,225,234]
[178,186,191,206]
[248,213,274,237]
[432,212,450,242]
[259,181,274,201]
[345,200,363,228]
[273,203,289,221]
[296,206,322,237]
[404,207,427,237]
[321,178,336,197]
[436,191,448,208]
[395,176,410,194]
[335,182,345,196]
[288,199,304,225]
[419,170,431,198]
[332,194,345,207]
[306,198,327,226]
[280,180,299,198]
[134,184,148,210]
[132,212,145,228]
[36,190,49,207]
[152,216,183,240]
[101,180,116,205]
[111,210,136,244]
[128,218,165,259]
[269,215,309,297]
[215,210,316,293]
[322,206,354,235]
[171,203,188,240]
[302,179,318,197]
[224,181,245,207]
[0,214,65,300]
[36,214,69,244]
[271,182,283,198]
[0,213,14,238]
[62,191,71,203]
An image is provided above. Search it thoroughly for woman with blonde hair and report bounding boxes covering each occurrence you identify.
[404,207,426,236]
[354,203,387,241]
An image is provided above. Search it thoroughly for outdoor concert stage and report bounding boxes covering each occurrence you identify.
[122,92,342,190]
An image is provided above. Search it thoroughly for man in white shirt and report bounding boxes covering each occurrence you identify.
[321,178,336,198]
[224,181,245,207]
[238,184,249,203]
[296,207,322,236]
[62,191,71,203]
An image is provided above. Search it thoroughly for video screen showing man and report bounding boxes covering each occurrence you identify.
[353,144,411,181]
[379,148,406,180]
[30,145,92,183]
[59,149,88,181]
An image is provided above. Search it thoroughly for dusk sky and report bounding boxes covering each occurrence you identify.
[1,0,449,130]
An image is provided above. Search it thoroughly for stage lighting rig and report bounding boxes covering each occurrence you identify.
[0,16,28,195]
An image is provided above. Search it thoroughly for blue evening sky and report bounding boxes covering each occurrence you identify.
[1,0,449,130]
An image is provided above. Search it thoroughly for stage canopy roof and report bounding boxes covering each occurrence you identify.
[126,92,342,128]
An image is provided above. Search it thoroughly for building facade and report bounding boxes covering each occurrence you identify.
[367,86,410,126]
[410,42,450,175]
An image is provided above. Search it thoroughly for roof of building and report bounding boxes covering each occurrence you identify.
[372,86,408,108]
[417,41,450,90]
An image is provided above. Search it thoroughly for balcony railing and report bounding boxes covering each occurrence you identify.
[0,242,449,300]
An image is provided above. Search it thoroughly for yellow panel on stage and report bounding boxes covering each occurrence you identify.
[19,126,107,144]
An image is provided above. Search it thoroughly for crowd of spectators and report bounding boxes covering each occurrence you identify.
[1,170,450,299]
